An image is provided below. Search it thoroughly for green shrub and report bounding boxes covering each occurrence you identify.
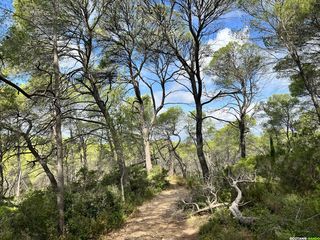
[199,209,254,240]
[0,166,169,240]
[65,169,124,239]
[11,190,58,240]
[0,204,19,240]
[147,165,169,193]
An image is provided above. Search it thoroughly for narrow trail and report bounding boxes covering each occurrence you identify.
[101,186,206,240]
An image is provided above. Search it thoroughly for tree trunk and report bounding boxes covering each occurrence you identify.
[0,162,3,201]
[15,137,22,198]
[0,135,4,201]
[269,135,275,165]
[239,120,246,159]
[53,2,65,233]
[80,135,88,169]
[168,150,174,176]
[167,138,187,178]
[130,65,153,173]
[142,126,152,173]
[195,105,209,180]
[291,51,320,124]
[23,133,58,189]
[229,180,256,225]
[109,124,127,202]
[173,151,187,179]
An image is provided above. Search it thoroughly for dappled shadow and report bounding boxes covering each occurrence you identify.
[100,186,202,240]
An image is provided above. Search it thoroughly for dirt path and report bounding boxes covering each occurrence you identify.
[101,186,206,240]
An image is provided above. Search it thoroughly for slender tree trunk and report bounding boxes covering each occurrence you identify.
[229,180,256,225]
[195,104,209,180]
[0,163,3,201]
[168,149,174,176]
[239,120,246,159]
[167,138,187,178]
[91,85,128,200]
[291,52,320,123]
[173,151,187,179]
[142,126,152,173]
[98,135,104,166]
[80,136,88,169]
[269,135,275,165]
[108,123,127,202]
[16,137,22,198]
[53,1,65,233]
[130,64,153,173]
[0,135,4,201]
[23,133,58,189]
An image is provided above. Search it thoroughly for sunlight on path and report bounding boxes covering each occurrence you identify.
[101,186,206,240]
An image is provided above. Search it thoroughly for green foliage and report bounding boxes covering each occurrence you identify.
[147,165,169,192]
[0,166,169,240]
[251,192,320,239]
[124,165,169,211]
[0,191,58,240]
[65,169,124,240]
[186,175,203,189]
[124,166,153,208]
[199,182,320,240]
[231,157,256,175]
[199,209,254,240]
[208,41,262,89]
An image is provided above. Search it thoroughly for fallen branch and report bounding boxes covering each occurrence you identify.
[181,199,227,215]
[229,175,257,225]
[192,202,227,215]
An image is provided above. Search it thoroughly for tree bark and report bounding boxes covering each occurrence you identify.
[239,119,246,159]
[74,2,128,196]
[53,1,65,233]
[15,137,22,197]
[80,135,88,169]
[0,135,4,201]
[195,105,209,180]
[142,126,152,173]
[167,136,187,178]
[229,180,256,225]
[23,133,58,190]
[290,48,320,123]
[88,80,128,201]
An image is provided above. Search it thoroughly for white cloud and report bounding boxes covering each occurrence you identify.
[166,90,194,104]
[201,27,250,71]
[207,27,249,52]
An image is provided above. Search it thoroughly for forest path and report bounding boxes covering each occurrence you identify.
[101,185,207,240]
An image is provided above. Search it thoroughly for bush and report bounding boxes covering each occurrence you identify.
[147,165,169,193]
[0,191,58,240]
[64,169,125,239]
[199,209,254,240]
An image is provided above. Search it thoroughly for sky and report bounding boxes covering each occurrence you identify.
[0,1,290,133]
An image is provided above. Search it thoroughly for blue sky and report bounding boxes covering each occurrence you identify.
[0,0,13,13]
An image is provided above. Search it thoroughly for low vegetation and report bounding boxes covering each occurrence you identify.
[0,166,168,240]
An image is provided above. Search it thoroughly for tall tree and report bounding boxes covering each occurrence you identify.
[147,0,232,179]
[61,0,129,201]
[261,94,299,151]
[207,42,263,158]
[1,0,68,234]
[101,0,174,173]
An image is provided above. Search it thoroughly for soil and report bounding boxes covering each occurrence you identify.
[100,186,207,240]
